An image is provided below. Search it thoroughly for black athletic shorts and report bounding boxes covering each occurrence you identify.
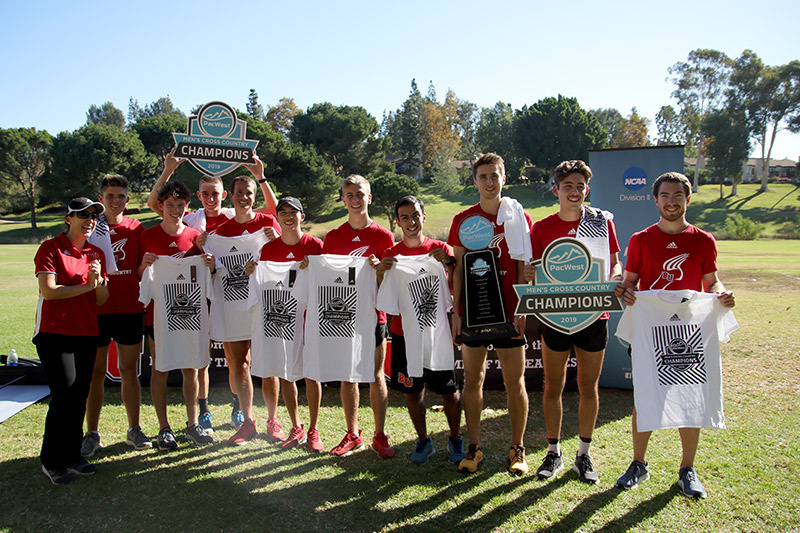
[541,319,608,353]
[389,334,460,395]
[144,325,155,341]
[463,335,527,350]
[97,313,144,347]
[375,323,389,348]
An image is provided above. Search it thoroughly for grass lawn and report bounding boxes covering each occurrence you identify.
[0,241,798,531]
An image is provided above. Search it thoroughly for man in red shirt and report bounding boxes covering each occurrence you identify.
[81,175,150,458]
[380,195,464,464]
[524,160,622,484]
[614,171,735,498]
[448,153,531,475]
[321,175,396,458]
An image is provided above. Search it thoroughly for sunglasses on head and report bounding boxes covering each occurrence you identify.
[73,211,99,220]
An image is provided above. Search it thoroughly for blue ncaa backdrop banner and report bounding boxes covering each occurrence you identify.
[172,101,259,178]
[514,237,622,334]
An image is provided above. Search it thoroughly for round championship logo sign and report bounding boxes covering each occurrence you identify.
[458,215,493,251]
[541,239,592,284]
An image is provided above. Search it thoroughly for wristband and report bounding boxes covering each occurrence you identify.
[257,178,267,184]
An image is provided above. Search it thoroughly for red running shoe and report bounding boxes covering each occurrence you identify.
[330,430,363,457]
[228,418,257,446]
[307,428,325,453]
[281,424,307,450]
[266,417,286,442]
[371,432,395,459]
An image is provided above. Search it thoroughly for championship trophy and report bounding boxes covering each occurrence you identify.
[455,215,519,344]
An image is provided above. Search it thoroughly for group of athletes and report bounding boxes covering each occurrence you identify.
[33,151,734,498]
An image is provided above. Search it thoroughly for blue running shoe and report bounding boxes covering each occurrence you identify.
[678,467,707,498]
[447,436,466,463]
[410,438,434,464]
[616,460,649,490]
[231,409,244,429]
[199,412,214,434]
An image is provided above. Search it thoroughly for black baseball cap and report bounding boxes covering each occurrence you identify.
[67,197,105,216]
[276,196,304,213]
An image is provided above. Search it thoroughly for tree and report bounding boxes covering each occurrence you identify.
[668,49,733,191]
[589,108,623,147]
[369,172,420,232]
[265,97,300,140]
[0,127,53,228]
[127,95,184,125]
[86,102,125,130]
[131,112,187,165]
[456,100,479,163]
[514,95,606,173]
[246,89,265,121]
[476,102,525,181]
[290,102,390,177]
[730,51,800,192]
[386,79,424,177]
[702,107,750,197]
[44,124,157,202]
[419,99,459,178]
[654,105,685,145]
[613,108,651,148]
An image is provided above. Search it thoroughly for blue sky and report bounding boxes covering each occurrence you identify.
[1,0,798,159]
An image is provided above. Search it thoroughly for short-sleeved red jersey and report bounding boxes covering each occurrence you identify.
[260,233,323,262]
[215,212,280,237]
[99,217,144,315]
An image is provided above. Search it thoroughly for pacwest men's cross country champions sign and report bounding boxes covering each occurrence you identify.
[172,101,259,178]
[514,238,622,334]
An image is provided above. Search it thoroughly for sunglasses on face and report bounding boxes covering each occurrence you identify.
[73,211,99,220]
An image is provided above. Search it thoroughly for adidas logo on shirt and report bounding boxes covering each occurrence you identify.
[568,228,577,235]
[669,314,681,321]
[230,246,239,253]
[169,242,178,248]
[352,236,361,242]
[334,277,344,284]
[177,273,186,280]
[419,267,427,274]
[287,252,295,259]
[276,281,284,287]
[109,229,117,235]
[667,242,678,249]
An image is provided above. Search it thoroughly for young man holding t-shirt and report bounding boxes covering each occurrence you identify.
[448,153,531,474]
[320,174,395,458]
[523,160,622,484]
[613,171,735,498]
[379,196,464,464]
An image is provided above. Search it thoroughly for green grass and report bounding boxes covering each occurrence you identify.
[1,242,799,531]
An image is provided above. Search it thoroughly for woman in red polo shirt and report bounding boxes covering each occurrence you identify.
[33,197,110,485]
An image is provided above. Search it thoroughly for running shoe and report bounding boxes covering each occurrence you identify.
[371,432,395,459]
[125,426,152,450]
[447,436,466,463]
[616,460,649,490]
[508,445,529,475]
[457,444,484,473]
[186,423,213,446]
[536,452,564,480]
[306,428,325,453]
[573,453,599,484]
[678,466,707,498]
[231,409,244,429]
[266,417,286,442]
[229,418,257,446]
[198,412,214,434]
[42,465,76,485]
[157,427,178,451]
[410,438,434,464]
[67,458,98,475]
[281,424,307,450]
[330,430,363,457]
[80,431,102,458]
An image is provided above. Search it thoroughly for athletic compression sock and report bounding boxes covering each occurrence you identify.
[578,436,591,456]
[198,398,209,415]
[547,438,560,455]
[232,394,240,412]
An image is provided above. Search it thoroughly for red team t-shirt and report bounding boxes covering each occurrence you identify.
[99,217,144,315]
[625,224,718,291]
[531,212,620,321]
[448,203,533,319]
[382,238,451,337]
[34,233,107,337]
[322,221,395,324]
[139,224,202,326]
[215,212,280,237]
[260,233,323,262]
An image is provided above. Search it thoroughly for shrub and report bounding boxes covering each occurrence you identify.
[723,214,763,240]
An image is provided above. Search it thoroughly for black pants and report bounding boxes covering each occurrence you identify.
[34,333,97,470]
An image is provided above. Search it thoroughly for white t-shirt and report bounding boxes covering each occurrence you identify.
[376,255,454,377]
[247,261,305,380]
[139,255,214,372]
[183,207,236,232]
[615,290,738,432]
[204,232,269,341]
[292,254,377,383]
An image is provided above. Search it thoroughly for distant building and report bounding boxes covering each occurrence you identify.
[684,156,798,183]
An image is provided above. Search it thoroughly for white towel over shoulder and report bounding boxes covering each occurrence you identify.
[497,197,531,262]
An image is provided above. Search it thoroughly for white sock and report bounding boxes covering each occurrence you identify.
[547,440,560,455]
[578,438,591,456]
